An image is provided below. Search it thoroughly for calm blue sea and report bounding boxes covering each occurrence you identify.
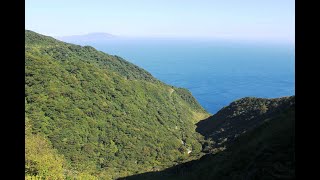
[76,38,295,114]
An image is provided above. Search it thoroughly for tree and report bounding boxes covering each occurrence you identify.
[25,130,65,179]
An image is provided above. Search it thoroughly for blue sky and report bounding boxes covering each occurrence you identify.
[26,0,294,42]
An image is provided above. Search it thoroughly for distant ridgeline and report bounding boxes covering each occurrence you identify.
[55,32,116,44]
[25,30,295,180]
[25,30,209,179]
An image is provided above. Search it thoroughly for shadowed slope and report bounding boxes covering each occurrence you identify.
[119,101,295,180]
[196,96,295,149]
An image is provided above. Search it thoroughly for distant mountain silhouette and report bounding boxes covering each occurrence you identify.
[25,30,295,180]
[25,30,209,179]
[55,32,116,44]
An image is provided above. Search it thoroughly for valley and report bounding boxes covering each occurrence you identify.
[25,30,295,180]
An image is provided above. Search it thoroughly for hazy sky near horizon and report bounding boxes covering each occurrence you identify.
[26,0,295,43]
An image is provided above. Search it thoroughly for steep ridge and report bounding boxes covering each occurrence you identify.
[25,30,209,179]
[196,96,295,151]
[120,97,295,180]
[25,30,294,179]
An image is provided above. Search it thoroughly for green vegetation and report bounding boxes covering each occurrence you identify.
[25,118,65,179]
[196,96,295,149]
[121,102,295,180]
[25,30,294,180]
[25,30,209,179]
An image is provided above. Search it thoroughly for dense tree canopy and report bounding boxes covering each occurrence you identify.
[25,30,294,180]
[25,30,209,179]
[121,99,295,180]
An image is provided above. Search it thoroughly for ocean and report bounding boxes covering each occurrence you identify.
[74,38,295,114]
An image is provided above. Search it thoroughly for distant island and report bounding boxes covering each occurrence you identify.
[25,30,295,180]
[55,32,116,44]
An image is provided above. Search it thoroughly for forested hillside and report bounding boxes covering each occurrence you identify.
[25,30,295,180]
[197,96,295,150]
[25,30,209,179]
[121,97,295,180]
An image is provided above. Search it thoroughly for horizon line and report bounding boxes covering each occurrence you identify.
[27,29,295,45]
